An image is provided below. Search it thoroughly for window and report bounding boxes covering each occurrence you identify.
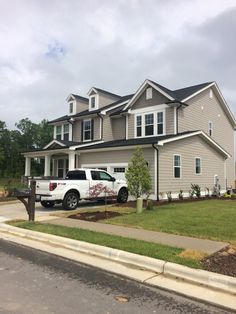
[58,159,64,178]
[208,121,213,137]
[146,87,152,100]
[91,96,96,109]
[195,158,201,174]
[56,125,62,140]
[63,124,69,141]
[136,115,142,137]
[69,102,73,114]
[113,168,125,173]
[145,113,154,136]
[91,170,112,181]
[65,170,86,180]
[157,112,163,135]
[174,155,181,178]
[83,120,91,141]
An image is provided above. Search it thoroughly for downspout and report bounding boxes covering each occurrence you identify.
[152,144,159,201]
[97,113,103,140]
[67,118,74,141]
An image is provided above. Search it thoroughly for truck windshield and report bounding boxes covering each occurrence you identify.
[65,170,86,180]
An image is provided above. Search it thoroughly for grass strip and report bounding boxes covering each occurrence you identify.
[10,221,202,269]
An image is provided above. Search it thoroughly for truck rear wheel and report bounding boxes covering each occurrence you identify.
[117,188,128,203]
[63,192,79,210]
[40,201,55,208]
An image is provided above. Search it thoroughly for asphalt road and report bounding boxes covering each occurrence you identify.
[0,240,233,314]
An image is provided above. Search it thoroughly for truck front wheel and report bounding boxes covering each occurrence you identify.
[117,188,128,203]
[63,192,79,210]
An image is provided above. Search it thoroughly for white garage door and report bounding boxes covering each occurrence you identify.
[111,167,126,180]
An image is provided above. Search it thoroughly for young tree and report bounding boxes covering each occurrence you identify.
[125,146,152,200]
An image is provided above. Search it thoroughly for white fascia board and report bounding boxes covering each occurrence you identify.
[69,140,104,150]
[158,131,231,158]
[43,140,66,149]
[22,148,70,158]
[87,87,98,96]
[181,82,215,102]
[66,94,76,102]
[123,79,174,111]
[100,100,130,115]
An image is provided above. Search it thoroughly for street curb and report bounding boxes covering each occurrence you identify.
[1,223,236,296]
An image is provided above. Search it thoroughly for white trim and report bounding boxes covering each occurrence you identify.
[69,140,104,150]
[195,157,202,175]
[173,154,182,179]
[79,144,153,154]
[89,94,99,111]
[81,162,128,177]
[182,82,215,102]
[123,79,174,111]
[125,115,128,139]
[174,106,177,134]
[83,118,92,141]
[101,100,130,115]
[134,109,166,138]
[87,87,98,96]
[154,148,157,197]
[146,87,153,100]
[99,116,102,139]
[129,104,168,114]
[43,139,66,150]
[157,130,231,158]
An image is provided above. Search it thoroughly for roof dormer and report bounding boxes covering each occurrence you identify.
[66,94,89,115]
[88,87,121,111]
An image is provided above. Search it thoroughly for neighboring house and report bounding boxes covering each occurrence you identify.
[23,80,236,199]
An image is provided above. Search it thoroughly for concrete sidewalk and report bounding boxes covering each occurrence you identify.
[42,217,227,254]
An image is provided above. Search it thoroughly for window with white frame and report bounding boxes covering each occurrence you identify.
[135,110,165,137]
[83,120,91,141]
[195,158,201,174]
[146,87,152,100]
[208,121,213,137]
[136,115,142,137]
[157,112,163,135]
[91,96,96,109]
[145,113,154,136]
[174,155,181,178]
[69,102,73,114]
[63,124,69,141]
[56,125,62,140]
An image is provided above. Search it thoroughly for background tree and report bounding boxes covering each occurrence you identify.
[125,146,152,200]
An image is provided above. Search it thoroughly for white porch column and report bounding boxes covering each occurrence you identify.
[68,151,76,170]
[24,157,31,176]
[44,155,51,177]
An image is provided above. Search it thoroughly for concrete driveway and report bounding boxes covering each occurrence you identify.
[0,200,103,222]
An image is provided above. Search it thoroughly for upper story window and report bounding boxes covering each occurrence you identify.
[91,96,96,109]
[135,110,165,138]
[83,119,92,141]
[56,125,62,140]
[208,121,213,137]
[146,87,153,100]
[63,124,69,141]
[195,157,201,175]
[174,155,181,178]
[69,102,73,114]
[145,113,154,136]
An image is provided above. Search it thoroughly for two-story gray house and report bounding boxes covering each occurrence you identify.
[23,79,236,199]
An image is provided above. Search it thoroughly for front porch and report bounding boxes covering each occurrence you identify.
[24,150,78,179]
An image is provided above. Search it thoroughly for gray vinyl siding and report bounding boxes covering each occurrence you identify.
[103,116,113,141]
[111,117,126,140]
[98,93,120,109]
[178,88,235,187]
[75,101,88,113]
[159,136,225,194]
[78,147,155,194]
[127,114,135,138]
[131,87,168,110]
[166,107,175,134]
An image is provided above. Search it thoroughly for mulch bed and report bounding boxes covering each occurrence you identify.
[68,211,122,222]
[202,245,236,277]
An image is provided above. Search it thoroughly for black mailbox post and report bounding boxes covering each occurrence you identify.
[14,181,36,222]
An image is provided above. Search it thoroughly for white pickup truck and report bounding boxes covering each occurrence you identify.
[36,168,128,210]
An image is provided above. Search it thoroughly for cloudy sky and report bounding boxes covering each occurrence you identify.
[0,0,236,129]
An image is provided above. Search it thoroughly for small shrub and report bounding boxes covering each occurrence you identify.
[146,200,154,210]
[205,187,210,197]
[191,184,201,198]
[231,194,236,199]
[223,193,231,199]
[189,189,194,199]
[166,191,172,202]
[178,190,184,200]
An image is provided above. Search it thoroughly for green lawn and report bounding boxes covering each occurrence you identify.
[10,221,202,269]
[105,200,236,242]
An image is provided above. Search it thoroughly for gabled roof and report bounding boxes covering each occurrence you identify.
[88,87,121,99]
[44,139,80,150]
[66,94,89,103]
[172,82,214,101]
